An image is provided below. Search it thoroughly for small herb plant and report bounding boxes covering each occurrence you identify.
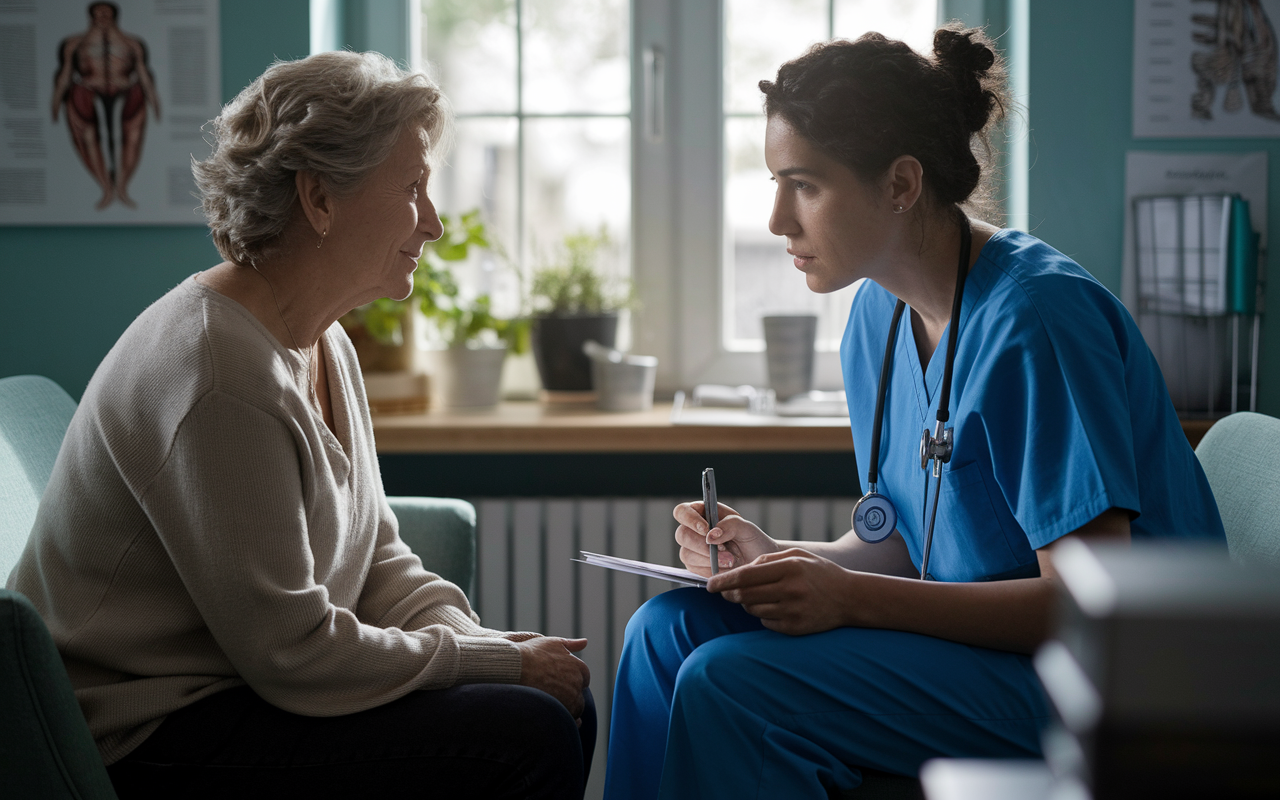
[341,210,528,353]
[529,226,632,316]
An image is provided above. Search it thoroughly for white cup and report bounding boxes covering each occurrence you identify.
[762,315,817,401]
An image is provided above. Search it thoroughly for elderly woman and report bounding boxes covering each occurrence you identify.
[9,51,593,798]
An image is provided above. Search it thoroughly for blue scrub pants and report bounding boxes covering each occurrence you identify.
[604,588,1050,800]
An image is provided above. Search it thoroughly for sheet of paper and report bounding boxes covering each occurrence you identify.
[574,551,708,588]
[670,401,849,428]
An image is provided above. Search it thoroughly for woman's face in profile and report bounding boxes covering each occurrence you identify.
[764,115,892,294]
[329,126,443,303]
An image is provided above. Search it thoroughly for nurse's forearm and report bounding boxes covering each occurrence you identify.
[780,530,919,578]
[839,514,1132,654]
[837,571,1056,655]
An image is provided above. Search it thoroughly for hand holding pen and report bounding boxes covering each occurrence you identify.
[673,472,781,578]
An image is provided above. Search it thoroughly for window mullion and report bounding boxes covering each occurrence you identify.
[515,0,526,276]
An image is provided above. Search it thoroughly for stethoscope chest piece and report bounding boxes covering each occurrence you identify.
[852,487,897,543]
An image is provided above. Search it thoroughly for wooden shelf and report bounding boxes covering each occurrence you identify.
[372,402,855,454]
[373,401,1218,455]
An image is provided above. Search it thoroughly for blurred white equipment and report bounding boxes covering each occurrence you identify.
[1035,540,1280,799]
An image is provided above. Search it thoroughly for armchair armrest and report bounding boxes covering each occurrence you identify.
[387,497,477,602]
[0,588,118,799]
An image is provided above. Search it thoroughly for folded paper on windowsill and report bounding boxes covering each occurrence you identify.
[670,388,849,426]
[573,551,708,588]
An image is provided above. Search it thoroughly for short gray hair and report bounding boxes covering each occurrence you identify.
[194,51,452,266]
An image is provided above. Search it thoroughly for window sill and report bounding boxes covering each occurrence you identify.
[372,403,1217,454]
[372,401,855,454]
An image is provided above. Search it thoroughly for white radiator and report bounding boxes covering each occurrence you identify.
[469,496,858,799]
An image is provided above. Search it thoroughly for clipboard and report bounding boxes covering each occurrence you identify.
[573,551,708,588]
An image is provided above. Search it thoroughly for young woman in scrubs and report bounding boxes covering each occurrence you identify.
[603,25,1226,800]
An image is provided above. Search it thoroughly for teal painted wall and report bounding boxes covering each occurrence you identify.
[0,0,310,398]
[1027,1,1280,416]
[7,1,1278,415]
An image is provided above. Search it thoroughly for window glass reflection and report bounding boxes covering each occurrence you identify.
[431,118,521,317]
[423,0,517,114]
[522,0,629,114]
[523,118,631,286]
[724,0,825,115]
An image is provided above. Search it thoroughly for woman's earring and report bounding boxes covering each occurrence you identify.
[893,205,904,214]
[317,229,327,249]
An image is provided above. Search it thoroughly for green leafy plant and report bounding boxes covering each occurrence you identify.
[529,226,633,316]
[341,210,528,353]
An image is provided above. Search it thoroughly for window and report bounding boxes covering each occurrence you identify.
[421,0,631,325]
[420,0,943,390]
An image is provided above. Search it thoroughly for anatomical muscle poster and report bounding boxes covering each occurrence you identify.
[0,0,220,224]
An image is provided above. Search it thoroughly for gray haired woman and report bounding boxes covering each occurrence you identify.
[9,51,594,798]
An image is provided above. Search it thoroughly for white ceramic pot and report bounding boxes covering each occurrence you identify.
[423,346,508,409]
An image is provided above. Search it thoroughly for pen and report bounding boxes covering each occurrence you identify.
[702,468,719,575]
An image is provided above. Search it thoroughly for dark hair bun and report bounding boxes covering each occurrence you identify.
[759,25,1008,213]
[934,27,996,74]
[933,26,998,133]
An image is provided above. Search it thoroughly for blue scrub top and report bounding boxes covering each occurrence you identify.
[840,229,1226,583]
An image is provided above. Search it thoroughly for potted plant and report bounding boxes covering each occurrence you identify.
[528,227,632,394]
[341,210,526,409]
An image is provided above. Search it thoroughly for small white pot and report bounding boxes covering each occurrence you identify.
[423,346,508,409]
[583,340,659,412]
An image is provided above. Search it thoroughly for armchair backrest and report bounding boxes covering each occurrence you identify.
[1,375,78,581]
[1195,411,1280,570]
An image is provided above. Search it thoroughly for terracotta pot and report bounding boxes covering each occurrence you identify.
[345,310,416,373]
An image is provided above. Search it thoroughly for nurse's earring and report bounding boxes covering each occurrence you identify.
[893,205,904,213]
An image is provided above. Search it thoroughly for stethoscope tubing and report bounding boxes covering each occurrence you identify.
[853,212,972,581]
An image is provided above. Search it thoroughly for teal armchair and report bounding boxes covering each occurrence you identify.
[0,374,477,798]
[1194,411,1280,569]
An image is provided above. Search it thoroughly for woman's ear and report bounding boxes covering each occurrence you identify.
[295,170,334,238]
[885,156,924,214]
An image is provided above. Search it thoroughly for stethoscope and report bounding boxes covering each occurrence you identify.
[850,214,971,581]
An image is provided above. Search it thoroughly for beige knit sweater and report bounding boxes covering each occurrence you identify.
[7,277,523,765]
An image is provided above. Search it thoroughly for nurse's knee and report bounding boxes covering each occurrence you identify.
[673,635,753,701]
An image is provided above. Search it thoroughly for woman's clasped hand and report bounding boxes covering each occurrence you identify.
[512,636,592,722]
